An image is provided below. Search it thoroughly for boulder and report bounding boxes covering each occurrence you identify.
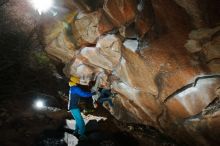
[79,35,122,70]
[112,80,162,128]
[135,0,153,38]
[187,26,220,73]
[41,0,220,145]
[45,31,75,63]
[119,24,137,39]
[168,104,220,146]
[71,0,92,13]
[208,62,220,74]
[165,78,220,120]
[73,64,94,85]
[103,0,137,27]
[79,47,114,70]
[65,58,95,84]
[42,19,64,45]
[135,16,152,38]
[72,10,114,46]
[204,35,220,73]
[42,12,78,63]
[64,56,108,84]
[139,34,206,101]
[114,48,158,98]
[123,39,139,52]
[96,34,122,66]
[184,40,202,53]
[189,26,220,41]
[173,0,206,28]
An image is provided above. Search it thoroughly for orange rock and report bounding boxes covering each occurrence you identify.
[45,31,75,63]
[96,34,122,66]
[72,10,114,46]
[166,78,220,120]
[103,0,137,27]
[203,34,220,73]
[135,0,153,38]
[119,23,137,38]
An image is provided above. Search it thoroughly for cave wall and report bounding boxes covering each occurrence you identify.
[41,0,220,145]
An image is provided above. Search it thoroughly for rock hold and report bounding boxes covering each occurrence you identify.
[45,31,75,63]
[166,78,220,120]
[186,26,220,73]
[135,0,153,38]
[103,0,137,27]
[173,0,207,28]
[96,34,122,66]
[43,16,76,63]
[72,10,114,46]
[119,24,138,39]
[123,39,139,52]
[184,40,202,53]
[189,26,220,41]
[79,45,121,71]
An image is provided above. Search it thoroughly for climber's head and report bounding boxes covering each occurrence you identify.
[69,76,80,86]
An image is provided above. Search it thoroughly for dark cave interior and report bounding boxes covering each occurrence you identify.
[0,0,220,146]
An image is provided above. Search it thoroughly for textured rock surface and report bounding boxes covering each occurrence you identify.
[166,78,220,120]
[119,24,138,38]
[42,14,77,63]
[41,0,220,145]
[96,34,122,66]
[185,26,220,73]
[79,47,116,70]
[72,10,113,46]
[174,0,220,28]
[45,30,76,63]
[123,39,139,52]
[103,0,137,27]
[173,0,206,28]
[185,40,202,53]
[135,0,153,38]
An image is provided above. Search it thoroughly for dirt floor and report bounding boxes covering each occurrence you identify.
[0,93,181,146]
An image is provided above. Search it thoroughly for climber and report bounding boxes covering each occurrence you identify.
[68,76,94,140]
[91,72,116,109]
[93,88,116,109]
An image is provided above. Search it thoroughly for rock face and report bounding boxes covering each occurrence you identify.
[174,0,220,28]
[103,0,137,27]
[45,30,76,63]
[42,0,220,145]
[173,0,206,28]
[185,26,220,74]
[72,10,113,46]
[166,78,220,120]
[42,16,77,63]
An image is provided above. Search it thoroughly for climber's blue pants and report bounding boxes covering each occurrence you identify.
[70,108,85,136]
